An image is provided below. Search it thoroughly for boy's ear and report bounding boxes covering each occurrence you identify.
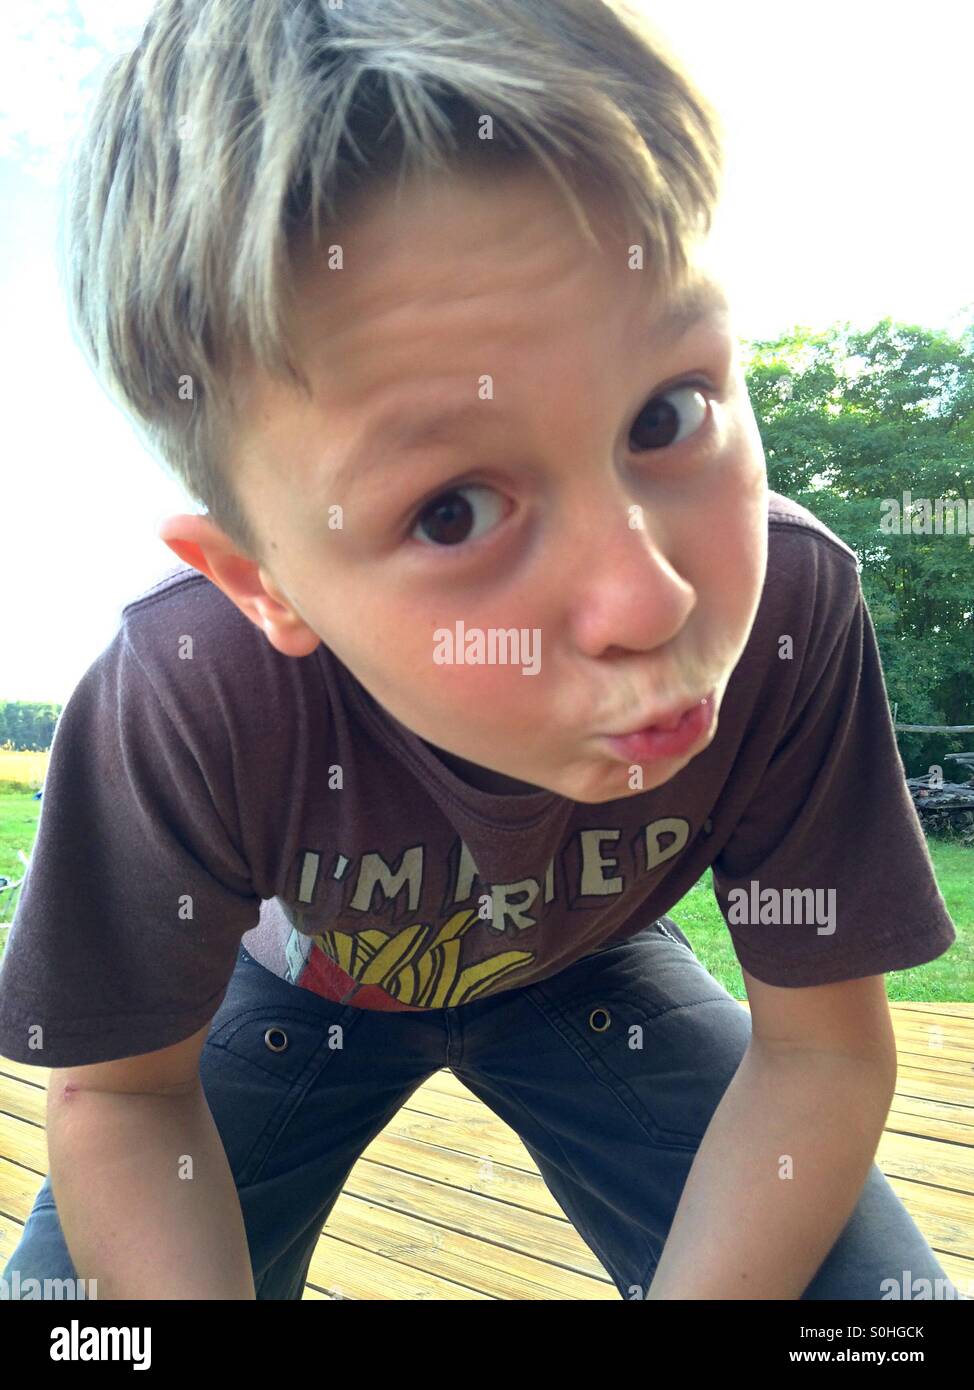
[156,513,321,657]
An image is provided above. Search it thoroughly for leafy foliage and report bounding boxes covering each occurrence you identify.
[744,315,974,776]
[0,701,61,753]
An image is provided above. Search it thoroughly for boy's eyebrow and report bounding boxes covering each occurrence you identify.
[331,277,729,489]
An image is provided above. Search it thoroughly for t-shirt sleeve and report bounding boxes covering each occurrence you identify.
[0,624,261,1066]
[712,558,957,987]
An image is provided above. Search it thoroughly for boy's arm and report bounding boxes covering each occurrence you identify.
[47,1022,256,1300]
[645,972,898,1300]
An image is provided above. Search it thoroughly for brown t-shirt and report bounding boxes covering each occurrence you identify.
[0,492,956,1066]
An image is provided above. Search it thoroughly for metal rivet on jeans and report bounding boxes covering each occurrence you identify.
[588,1007,611,1032]
[264,1026,289,1052]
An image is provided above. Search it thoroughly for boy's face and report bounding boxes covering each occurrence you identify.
[161,166,768,803]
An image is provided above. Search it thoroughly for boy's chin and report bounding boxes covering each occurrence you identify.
[420,737,698,801]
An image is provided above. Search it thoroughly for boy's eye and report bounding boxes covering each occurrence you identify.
[629,384,710,451]
[410,483,506,548]
[407,383,711,549]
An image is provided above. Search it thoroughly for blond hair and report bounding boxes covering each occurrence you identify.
[62,0,725,562]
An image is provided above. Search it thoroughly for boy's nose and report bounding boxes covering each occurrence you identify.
[555,513,697,660]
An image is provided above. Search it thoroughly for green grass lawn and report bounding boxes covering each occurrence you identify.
[0,787,40,951]
[664,839,972,1003]
[0,787,970,1000]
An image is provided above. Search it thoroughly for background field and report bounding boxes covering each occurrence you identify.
[1,747,969,1001]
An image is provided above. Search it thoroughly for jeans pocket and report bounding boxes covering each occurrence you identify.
[536,930,751,1151]
[200,991,350,1186]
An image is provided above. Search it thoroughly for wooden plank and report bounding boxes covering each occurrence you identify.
[342,1155,611,1280]
[319,1191,617,1299]
[930,1250,974,1299]
[894,1024,974,1050]
[1,1213,25,1268]
[886,1176,974,1258]
[875,1130,974,1195]
[0,1112,47,1178]
[892,1047,974,1077]
[892,1065,974,1103]
[893,1005,974,1030]
[890,1024,974,1062]
[892,1004,974,1020]
[0,1070,46,1126]
[306,1231,493,1300]
[360,1129,567,1219]
[889,1048,974,1076]
[0,1056,50,1087]
[885,1097,974,1145]
[414,1068,480,1100]
[889,1091,974,1124]
[392,1091,544,1172]
[0,1153,46,1223]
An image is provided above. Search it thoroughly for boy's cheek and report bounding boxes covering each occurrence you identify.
[690,465,768,638]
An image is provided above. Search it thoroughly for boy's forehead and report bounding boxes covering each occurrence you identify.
[290,163,708,315]
[287,225,727,368]
[243,173,733,474]
[240,245,731,483]
[341,276,728,456]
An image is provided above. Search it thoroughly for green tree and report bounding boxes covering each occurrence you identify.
[744,314,974,777]
[0,701,61,752]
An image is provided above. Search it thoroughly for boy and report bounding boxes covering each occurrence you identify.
[0,0,960,1300]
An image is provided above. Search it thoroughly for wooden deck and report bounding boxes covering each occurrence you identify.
[1,1001,972,1299]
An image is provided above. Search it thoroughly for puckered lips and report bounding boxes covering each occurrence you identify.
[601,690,716,763]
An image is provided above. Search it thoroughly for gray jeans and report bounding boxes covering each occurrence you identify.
[4,917,963,1300]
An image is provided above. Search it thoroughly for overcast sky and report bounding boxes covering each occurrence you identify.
[3,0,972,701]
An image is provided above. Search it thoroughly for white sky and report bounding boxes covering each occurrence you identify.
[2,0,972,701]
